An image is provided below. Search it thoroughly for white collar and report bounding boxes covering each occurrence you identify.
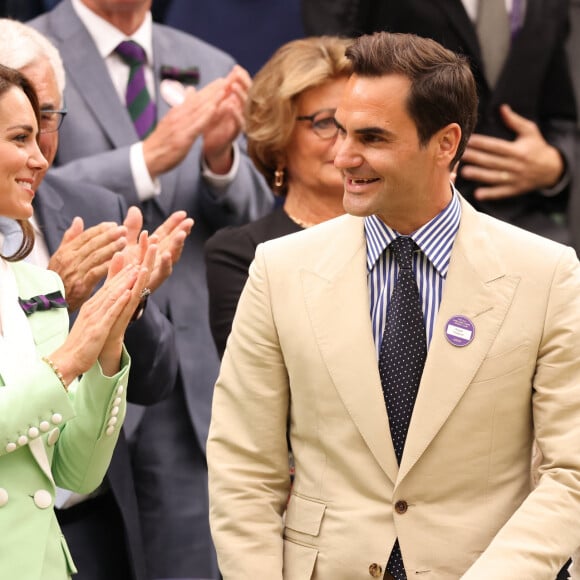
[71,0,154,62]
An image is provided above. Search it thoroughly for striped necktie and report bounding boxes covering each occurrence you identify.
[115,40,156,139]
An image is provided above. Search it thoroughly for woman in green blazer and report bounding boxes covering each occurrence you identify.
[0,64,155,579]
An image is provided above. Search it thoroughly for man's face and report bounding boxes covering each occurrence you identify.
[334,73,450,233]
[20,57,61,189]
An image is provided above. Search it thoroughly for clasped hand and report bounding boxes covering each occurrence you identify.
[460,104,564,200]
[48,232,157,383]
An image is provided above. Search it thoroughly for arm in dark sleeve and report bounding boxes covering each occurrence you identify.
[114,192,178,405]
[123,296,178,405]
[205,226,258,359]
[539,6,577,190]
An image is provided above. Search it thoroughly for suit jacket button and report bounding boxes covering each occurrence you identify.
[51,413,63,425]
[395,500,408,514]
[369,563,383,577]
[0,488,8,507]
[39,421,50,432]
[33,489,52,509]
[28,427,40,439]
[5,442,16,453]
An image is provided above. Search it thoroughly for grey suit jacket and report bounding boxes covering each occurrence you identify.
[34,171,178,580]
[30,0,273,451]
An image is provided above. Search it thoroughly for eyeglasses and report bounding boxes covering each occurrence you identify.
[39,108,67,134]
[296,108,339,140]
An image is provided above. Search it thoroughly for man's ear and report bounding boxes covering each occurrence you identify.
[436,123,462,167]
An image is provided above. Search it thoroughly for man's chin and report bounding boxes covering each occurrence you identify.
[343,192,373,218]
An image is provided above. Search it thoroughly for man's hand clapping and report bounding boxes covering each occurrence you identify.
[47,218,128,312]
[122,206,193,292]
[48,206,193,313]
[143,65,252,179]
[202,65,251,174]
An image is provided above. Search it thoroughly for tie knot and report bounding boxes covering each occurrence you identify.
[115,40,146,66]
[389,236,416,270]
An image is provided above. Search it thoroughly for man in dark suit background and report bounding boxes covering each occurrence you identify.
[30,1,273,577]
[0,17,194,580]
[302,0,577,245]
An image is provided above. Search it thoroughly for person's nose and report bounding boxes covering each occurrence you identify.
[28,140,49,172]
[333,134,361,170]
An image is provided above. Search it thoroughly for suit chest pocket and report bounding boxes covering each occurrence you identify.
[471,341,532,384]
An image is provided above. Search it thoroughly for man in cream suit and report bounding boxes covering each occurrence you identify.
[208,32,580,579]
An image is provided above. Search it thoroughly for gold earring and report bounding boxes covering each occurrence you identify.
[274,169,284,189]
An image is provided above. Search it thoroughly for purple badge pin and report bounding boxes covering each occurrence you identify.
[445,315,475,347]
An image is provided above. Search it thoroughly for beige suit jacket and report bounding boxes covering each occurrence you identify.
[208,198,580,579]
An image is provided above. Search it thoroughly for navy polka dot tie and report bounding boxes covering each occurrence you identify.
[379,236,427,580]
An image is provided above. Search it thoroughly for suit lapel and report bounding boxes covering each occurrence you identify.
[303,216,399,484]
[5,263,58,485]
[48,0,138,149]
[434,0,481,59]
[151,27,180,216]
[33,178,70,255]
[398,201,520,483]
[499,0,543,84]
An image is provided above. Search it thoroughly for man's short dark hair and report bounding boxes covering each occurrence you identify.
[346,32,478,167]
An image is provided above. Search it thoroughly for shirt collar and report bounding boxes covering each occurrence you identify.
[72,0,154,63]
[364,186,462,277]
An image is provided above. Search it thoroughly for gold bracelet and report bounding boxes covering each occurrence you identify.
[41,356,68,392]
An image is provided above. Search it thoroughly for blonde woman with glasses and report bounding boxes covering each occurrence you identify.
[205,36,351,358]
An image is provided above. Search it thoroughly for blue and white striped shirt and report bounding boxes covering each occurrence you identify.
[365,191,461,355]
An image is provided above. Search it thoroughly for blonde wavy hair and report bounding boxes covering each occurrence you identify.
[246,36,352,195]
